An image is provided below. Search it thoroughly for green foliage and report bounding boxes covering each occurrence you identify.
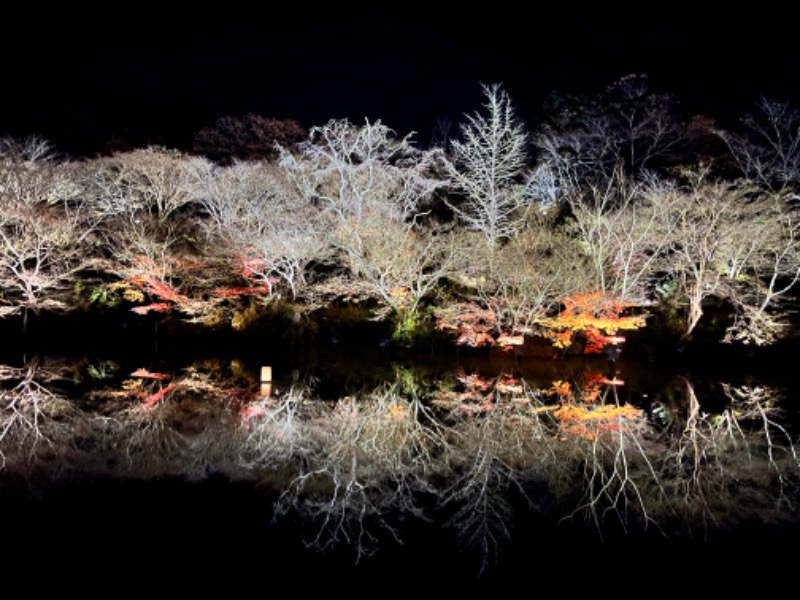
[390,306,435,346]
[74,282,123,310]
[73,359,120,385]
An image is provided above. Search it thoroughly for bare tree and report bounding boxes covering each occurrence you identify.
[564,168,679,302]
[195,160,330,301]
[715,96,800,196]
[535,74,686,189]
[0,137,95,321]
[79,146,210,285]
[330,214,462,341]
[646,168,800,341]
[278,118,446,225]
[444,83,530,249]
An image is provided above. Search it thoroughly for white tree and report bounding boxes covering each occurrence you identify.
[0,137,94,321]
[194,160,330,300]
[278,118,446,225]
[80,146,208,273]
[444,83,530,249]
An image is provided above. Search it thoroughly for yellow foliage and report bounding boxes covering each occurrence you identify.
[231,302,263,331]
[108,280,146,303]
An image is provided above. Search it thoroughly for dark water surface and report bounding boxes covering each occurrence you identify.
[2,316,799,593]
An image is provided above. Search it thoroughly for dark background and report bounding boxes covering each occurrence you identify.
[2,5,800,156]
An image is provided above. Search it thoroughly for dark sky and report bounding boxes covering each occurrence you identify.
[3,5,800,156]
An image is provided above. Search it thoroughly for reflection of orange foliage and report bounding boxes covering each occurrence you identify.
[580,371,606,403]
[554,403,642,440]
[544,291,645,353]
[387,404,406,419]
[548,380,572,400]
[496,375,523,395]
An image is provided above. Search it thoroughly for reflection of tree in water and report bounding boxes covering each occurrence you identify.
[0,359,87,476]
[1,358,799,572]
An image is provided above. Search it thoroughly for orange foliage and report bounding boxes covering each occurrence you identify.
[543,291,645,353]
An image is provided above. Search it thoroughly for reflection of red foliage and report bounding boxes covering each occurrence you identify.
[142,382,178,409]
[131,302,173,315]
[457,371,494,393]
[580,371,606,402]
[239,404,267,430]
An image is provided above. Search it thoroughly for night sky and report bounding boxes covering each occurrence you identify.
[3,5,800,156]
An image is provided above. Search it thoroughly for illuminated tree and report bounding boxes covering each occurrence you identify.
[444,83,530,249]
[541,291,646,354]
[564,167,678,302]
[330,214,461,342]
[0,137,96,321]
[80,146,207,270]
[195,160,330,302]
[661,169,800,340]
[278,118,446,225]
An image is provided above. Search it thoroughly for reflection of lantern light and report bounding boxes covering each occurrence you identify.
[260,366,272,397]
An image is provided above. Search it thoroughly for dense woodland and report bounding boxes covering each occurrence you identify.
[3,73,800,356]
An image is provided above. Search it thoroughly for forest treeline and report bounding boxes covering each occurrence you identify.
[2,74,800,353]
